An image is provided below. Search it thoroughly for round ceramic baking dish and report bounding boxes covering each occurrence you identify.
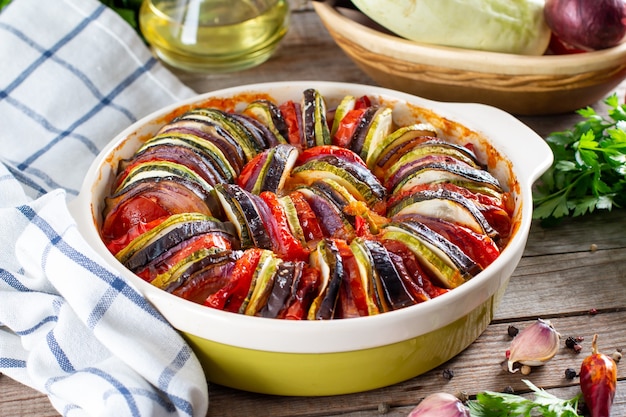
[69,81,553,396]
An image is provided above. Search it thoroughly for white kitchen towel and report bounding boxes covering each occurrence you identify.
[0,0,210,416]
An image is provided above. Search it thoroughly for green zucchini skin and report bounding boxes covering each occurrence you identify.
[102,89,514,319]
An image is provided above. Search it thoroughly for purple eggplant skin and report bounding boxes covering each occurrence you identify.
[363,239,415,311]
[348,105,379,156]
[309,180,356,224]
[398,220,482,278]
[122,143,231,186]
[388,187,499,241]
[229,112,279,150]
[296,185,355,241]
[387,157,501,194]
[314,239,344,320]
[163,249,240,293]
[301,88,318,149]
[123,218,239,272]
[260,144,298,194]
[183,108,265,155]
[259,261,299,318]
[219,184,273,250]
[105,176,216,217]
[157,120,246,174]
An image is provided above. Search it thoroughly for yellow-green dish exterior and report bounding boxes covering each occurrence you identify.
[184,286,505,396]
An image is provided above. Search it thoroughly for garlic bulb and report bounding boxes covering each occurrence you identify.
[407,392,470,417]
[507,318,560,373]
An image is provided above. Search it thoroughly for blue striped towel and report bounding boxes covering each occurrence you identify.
[0,0,209,416]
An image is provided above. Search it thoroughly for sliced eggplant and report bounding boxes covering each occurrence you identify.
[243,252,282,316]
[114,160,215,198]
[258,261,299,318]
[295,185,356,241]
[367,123,438,171]
[381,221,480,288]
[152,248,239,293]
[134,133,238,183]
[308,239,344,320]
[180,108,262,161]
[389,139,482,173]
[388,187,499,240]
[124,218,238,273]
[215,183,272,250]
[115,212,219,264]
[301,88,331,148]
[389,158,503,196]
[157,119,246,173]
[258,144,299,194]
[291,155,386,209]
[362,239,415,311]
[243,99,289,145]
[352,106,393,163]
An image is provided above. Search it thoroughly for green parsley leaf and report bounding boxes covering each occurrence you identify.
[533,94,626,221]
[467,380,581,417]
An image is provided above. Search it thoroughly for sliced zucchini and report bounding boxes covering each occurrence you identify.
[307,239,343,320]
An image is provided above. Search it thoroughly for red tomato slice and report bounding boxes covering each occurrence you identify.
[259,192,310,262]
[105,216,168,255]
[288,191,324,243]
[332,108,367,148]
[295,145,366,168]
[237,151,267,190]
[279,100,303,146]
[204,248,264,312]
[354,95,372,109]
[102,195,171,244]
[335,239,369,318]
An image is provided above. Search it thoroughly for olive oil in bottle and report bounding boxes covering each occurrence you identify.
[140,0,289,72]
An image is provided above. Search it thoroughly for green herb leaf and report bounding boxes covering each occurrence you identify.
[467,380,581,417]
[533,94,626,221]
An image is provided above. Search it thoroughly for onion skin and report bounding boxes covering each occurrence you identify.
[544,0,626,51]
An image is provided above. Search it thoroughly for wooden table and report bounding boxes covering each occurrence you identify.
[2,2,625,416]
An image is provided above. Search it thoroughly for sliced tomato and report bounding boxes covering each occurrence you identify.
[259,192,310,261]
[105,216,168,255]
[279,100,303,146]
[101,195,171,244]
[331,108,368,148]
[354,95,372,109]
[237,151,267,191]
[287,191,324,243]
[295,145,366,168]
[335,239,369,318]
[204,248,264,312]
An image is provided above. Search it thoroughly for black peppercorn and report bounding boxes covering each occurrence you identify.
[564,368,577,379]
[442,368,455,380]
[507,325,519,337]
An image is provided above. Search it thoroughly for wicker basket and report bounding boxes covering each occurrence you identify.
[313,2,626,115]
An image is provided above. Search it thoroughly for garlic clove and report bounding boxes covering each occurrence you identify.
[407,392,470,417]
[507,318,560,373]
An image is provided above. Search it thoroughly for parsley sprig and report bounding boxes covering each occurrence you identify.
[533,94,626,222]
[468,380,581,417]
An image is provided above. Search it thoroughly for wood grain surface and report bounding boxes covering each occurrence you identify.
[2,2,625,416]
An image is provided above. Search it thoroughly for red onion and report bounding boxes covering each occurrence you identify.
[544,0,626,51]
